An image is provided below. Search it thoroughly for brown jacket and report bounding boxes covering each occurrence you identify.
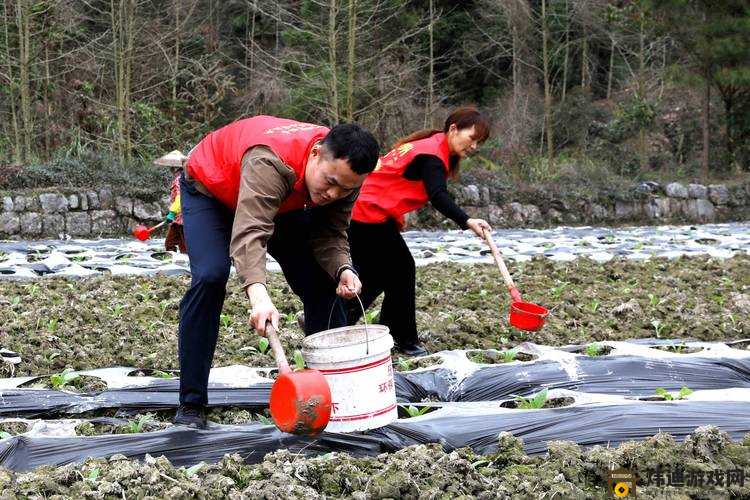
[196,146,355,288]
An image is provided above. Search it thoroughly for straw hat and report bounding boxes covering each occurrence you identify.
[153,150,188,167]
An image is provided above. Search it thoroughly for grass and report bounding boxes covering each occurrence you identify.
[654,387,693,401]
[49,368,79,390]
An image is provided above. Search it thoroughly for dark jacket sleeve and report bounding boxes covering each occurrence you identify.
[403,154,470,229]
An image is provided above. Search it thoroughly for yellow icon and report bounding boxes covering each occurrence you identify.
[613,482,629,497]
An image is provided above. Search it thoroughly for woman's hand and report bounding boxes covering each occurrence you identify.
[466,218,492,238]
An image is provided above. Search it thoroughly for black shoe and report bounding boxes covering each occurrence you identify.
[173,403,207,429]
[395,343,428,357]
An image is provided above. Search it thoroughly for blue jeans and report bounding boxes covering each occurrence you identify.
[178,174,345,406]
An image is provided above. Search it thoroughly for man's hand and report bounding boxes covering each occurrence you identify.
[336,269,361,299]
[466,218,492,238]
[247,283,279,336]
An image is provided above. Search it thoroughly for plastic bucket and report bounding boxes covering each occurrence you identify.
[301,324,396,433]
[509,301,549,331]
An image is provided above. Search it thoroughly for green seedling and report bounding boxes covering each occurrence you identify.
[499,336,509,345]
[255,413,274,425]
[258,337,270,355]
[588,300,600,313]
[502,349,517,363]
[110,304,125,318]
[550,283,568,299]
[647,293,660,307]
[85,468,100,483]
[632,242,644,250]
[0,431,11,440]
[515,389,549,410]
[220,314,231,329]
[404,405,432,418]
[11,296,20,307]
[651,319,666,338]
[364,308,380,324]
[159,300,170,319]
[397,357,412,372]
[48,318,59,333]
[585,343,603,357]
[184,463,204,477]
[29,284,40,298]
[50,368,79,389]
[711,294,726,307]
[124,414,154,434]
[655,386,693,401]
[282,312,297,326]
[293,350,305,371]
[152,370,174,379]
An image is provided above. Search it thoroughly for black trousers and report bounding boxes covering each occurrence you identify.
[347,219,418,347]
[178,174,345,406]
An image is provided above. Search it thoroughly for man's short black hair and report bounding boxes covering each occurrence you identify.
[321,123,380,174]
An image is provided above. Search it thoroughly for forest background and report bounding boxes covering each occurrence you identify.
[1,0,748,196]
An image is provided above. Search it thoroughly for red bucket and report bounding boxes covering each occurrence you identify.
[509,301,548,331]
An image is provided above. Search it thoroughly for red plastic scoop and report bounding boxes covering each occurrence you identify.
[132,221,167,241]
[265,323,332,435]
[483,230,549,332]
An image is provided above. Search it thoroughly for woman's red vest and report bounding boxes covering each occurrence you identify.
[186,115,329,212]
[351,132,451,229]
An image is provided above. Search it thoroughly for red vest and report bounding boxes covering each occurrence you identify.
[352,132,451,229]
[186,116,329,211]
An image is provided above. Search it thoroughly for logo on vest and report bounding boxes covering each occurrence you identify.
[264,123,324,135]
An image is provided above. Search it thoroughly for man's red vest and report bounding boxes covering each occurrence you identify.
[352,132,451,229]
[186,116,329,211]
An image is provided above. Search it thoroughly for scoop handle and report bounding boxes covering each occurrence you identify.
[265,322,290,374]
[483,229,522,302]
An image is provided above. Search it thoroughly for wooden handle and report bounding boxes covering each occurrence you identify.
[265,322,290,374]
[483,229,521,302]
[148,220,167,232]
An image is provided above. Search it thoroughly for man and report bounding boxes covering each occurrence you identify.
[174,115,380,429]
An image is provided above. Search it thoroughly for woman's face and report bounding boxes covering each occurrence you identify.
[446,124,480,158]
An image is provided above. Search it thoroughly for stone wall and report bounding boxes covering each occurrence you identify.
[0,180,748,239]
[0,188,169,239]
[410,181,750,229]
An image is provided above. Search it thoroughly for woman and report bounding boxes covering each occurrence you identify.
[348,106,492,356]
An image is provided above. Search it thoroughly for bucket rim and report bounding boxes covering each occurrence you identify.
[302,324,391,350]
[511,301,549,317]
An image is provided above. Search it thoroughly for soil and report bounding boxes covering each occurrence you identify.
[466,349,537,364]
[1,427,748,498]
[1,254,747,378]
[19,374,108,393]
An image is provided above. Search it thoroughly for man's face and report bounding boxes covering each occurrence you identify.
[305,145,367,205]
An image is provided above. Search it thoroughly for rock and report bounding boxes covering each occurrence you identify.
[685,199,715,221]
[462,185,481,205]
[547,208,563,223]
[612,299,642,317]
[91,209,118,234]
[99,187,113,209]
[133,200,163,221]
[523,204,542,224]
[86,191,100,209]
[687,183,708,199]
[480,187,490,206]
[0,213,20,235]
[43,214,65,236]
[708,184,729,205]
[665,182,688,199]
[488,205,505,225]
[644,197,670,219]
[114,196,133,216]
[67,212,91,236]
[20,212,42,235]
[615,201,638,220]
[14,195,39,212]
[590,204,608,221]
[2,196,13,212]
[636,181,661,194]
[67,194,79,210]
[39,193,69,213]
[728,185,748,207]
[79,192,89,211]
[507,202,525,224]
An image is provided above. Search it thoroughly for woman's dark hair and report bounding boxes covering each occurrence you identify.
[393,106,491,176]
[322,123,380,174]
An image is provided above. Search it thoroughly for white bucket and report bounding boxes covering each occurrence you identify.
[302,324,396,433]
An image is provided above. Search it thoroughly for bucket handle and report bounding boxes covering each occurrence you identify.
[327,293,370,356]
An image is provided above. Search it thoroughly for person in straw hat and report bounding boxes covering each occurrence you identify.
[153,150,188,252]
